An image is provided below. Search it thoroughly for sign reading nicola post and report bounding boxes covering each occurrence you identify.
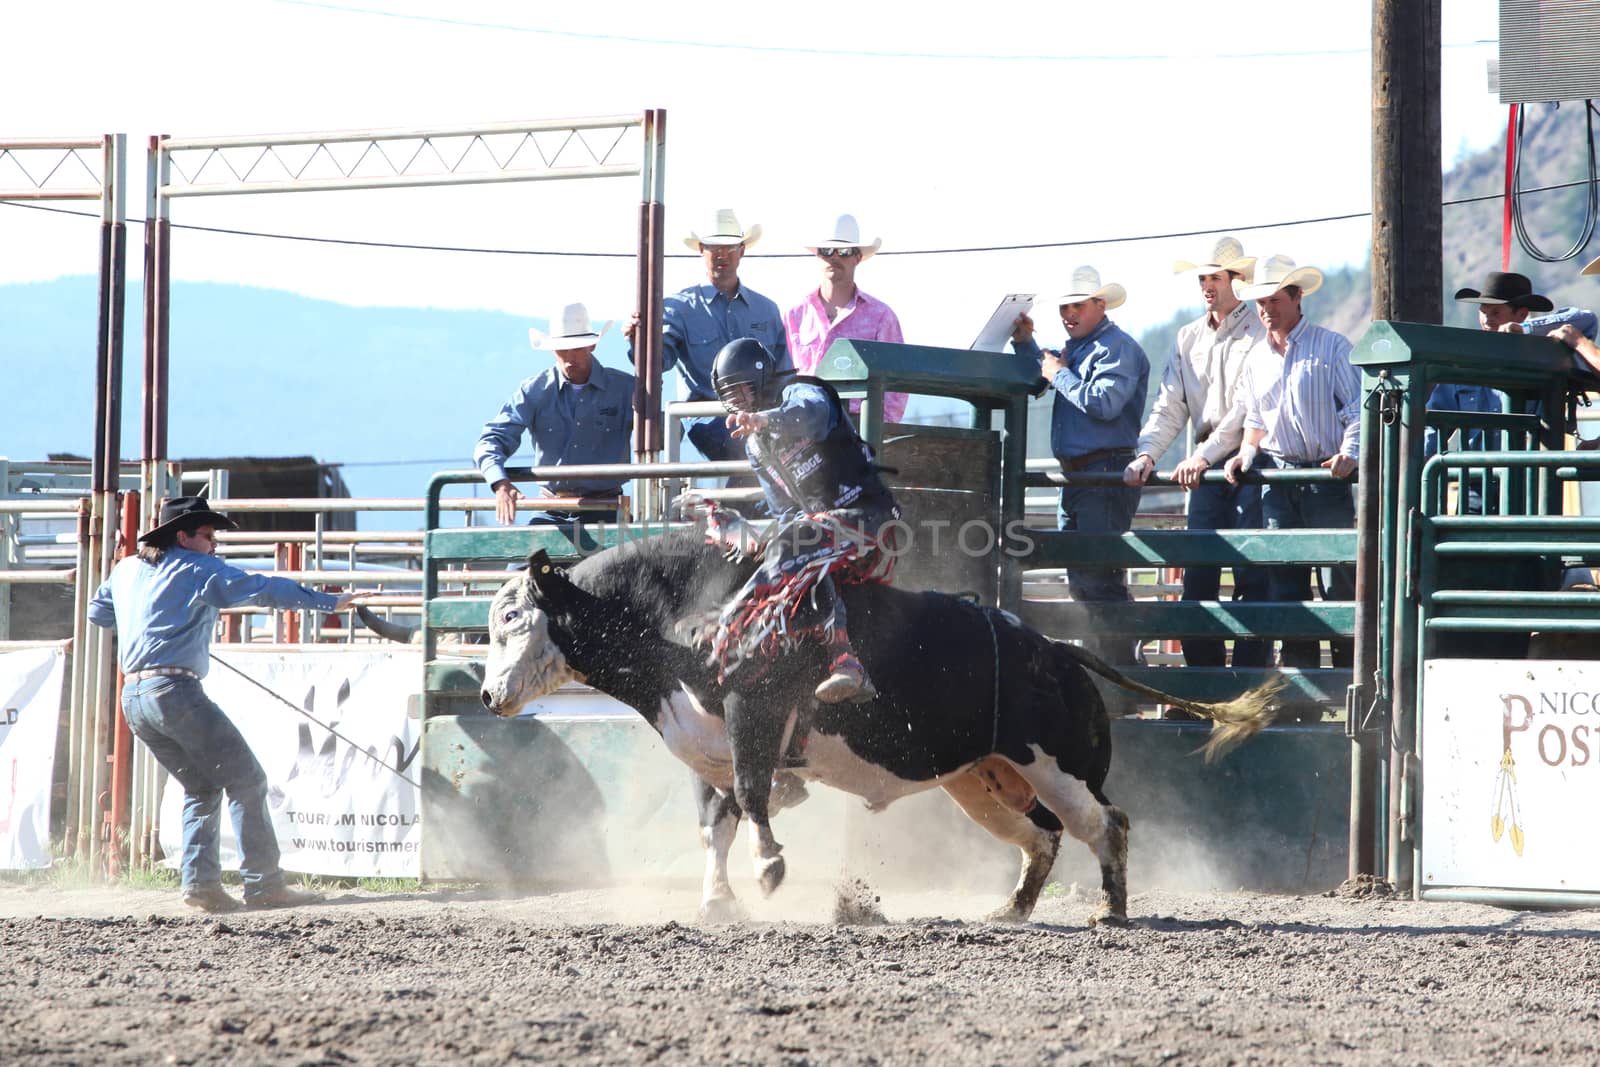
[1422,660,1600,895]
[158,648,422,879]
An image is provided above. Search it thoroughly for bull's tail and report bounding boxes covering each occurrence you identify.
[1047,638,1284,761]
[356,604,421,645]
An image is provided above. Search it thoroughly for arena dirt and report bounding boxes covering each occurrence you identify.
[4,879,1599,1066]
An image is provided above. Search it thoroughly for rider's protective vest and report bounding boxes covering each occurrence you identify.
[753,377,896,518]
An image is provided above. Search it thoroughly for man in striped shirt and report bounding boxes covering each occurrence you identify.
[1220,255,1359,672]
[1124,237,1269,670]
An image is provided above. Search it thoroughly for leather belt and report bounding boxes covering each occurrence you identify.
[126,666,200,682]
[1060,448,1133,472]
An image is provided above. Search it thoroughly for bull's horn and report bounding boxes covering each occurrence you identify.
[356,604,420,644]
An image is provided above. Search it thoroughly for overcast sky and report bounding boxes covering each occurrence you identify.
[2,0,1510,353]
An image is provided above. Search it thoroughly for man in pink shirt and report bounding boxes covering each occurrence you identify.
[784,214,908,424]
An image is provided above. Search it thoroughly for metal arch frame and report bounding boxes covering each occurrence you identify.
[0,134,129,874]
[144,110,668,525]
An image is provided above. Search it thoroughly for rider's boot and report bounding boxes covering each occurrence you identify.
[815,648,877,705]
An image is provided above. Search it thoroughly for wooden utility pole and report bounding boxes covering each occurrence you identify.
[1358,0,1442,888]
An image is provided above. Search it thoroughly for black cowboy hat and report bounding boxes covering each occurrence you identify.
[137,496,239,543]
[1453,271,1554,312]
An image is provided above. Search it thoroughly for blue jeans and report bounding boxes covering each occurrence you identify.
[122,675,286,897]
[1058,451,1141,665]
[1259,457,1356,669]
[1182,479,1270,668]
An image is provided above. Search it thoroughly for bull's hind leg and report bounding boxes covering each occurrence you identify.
[722,692,791,897]
[693,773,744,924]
[940,773,1062,923]
[1011,758,1130,927]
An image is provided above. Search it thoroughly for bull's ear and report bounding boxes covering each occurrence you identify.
[527,551,566,595]
[527,549,553,573]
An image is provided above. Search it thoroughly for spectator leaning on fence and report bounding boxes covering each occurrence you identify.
[1010,266,1150,673]
[474,302,635,526]
[625,209,788,464]
[1124,237,1270,671]
[88,497,373,913]
[1220,255,1359,676]
[784,214,909,425]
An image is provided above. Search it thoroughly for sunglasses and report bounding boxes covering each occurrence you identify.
[817,247,861,259]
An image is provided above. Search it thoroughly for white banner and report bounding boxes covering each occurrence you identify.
[1422,659,1600,894]
[158,648,422,878]
[0,647,65,870]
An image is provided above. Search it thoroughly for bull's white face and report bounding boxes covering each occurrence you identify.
[480,575,579,716]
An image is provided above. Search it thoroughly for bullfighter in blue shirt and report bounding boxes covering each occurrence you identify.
[475,302,636,525]
[88,497,371,912]
[1011,267,1150,670]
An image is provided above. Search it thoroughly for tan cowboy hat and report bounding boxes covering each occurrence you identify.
[807,214,882,260]
[1582,254,1600,277]
[1173,236,1256,282]
[528,302,613,351]
[1054,266,1126,310]
[1233,254,1324,301]
[683,208,762,252]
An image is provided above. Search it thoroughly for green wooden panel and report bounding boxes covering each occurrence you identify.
[817,339,1043,400]
[1351,320,1574,382]
[1118,667,1352,707]
[426,525,625,563]
[427,598,493,630]
[1019,600,1356,639]
[1024,529,1357,568]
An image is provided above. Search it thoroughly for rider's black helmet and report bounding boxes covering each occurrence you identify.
[712,337,785,413]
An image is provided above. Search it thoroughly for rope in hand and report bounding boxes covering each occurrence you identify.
[206,653,423,790]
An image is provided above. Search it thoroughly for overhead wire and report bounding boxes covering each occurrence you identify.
[2,178,1591,260]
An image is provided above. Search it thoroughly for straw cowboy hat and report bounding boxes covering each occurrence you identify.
[807,214,882,260]
[1233,254,1324,301]
[1454,271,1554,311]
[1173,236,1256,282]
[1583,254,1600,277]
[139,496,239,543]
[683,208,762,251]
[1054,266,1126,310]
[528,302,613,351]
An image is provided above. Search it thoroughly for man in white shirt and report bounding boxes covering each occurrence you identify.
[1124,238,1269,670]
[1221,256,1360,674]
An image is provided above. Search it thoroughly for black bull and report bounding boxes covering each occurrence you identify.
[476,528,1278,925]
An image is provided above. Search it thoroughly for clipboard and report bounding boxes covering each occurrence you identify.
[971,293,1035,352]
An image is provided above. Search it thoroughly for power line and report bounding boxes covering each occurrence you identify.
[3,177,1591,259]
[266,0,1497,63]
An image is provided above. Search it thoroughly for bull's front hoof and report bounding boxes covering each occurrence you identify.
[698,895,745,925]
[756,854,787,897]
[984,903,1031,924]
[1088,909,1131,929]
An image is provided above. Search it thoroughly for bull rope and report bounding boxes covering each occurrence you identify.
[207,653,423,790]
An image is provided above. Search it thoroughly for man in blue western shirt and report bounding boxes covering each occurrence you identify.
[475,302,636,525]
[624,208,788,463]
[1011,266,1150,672]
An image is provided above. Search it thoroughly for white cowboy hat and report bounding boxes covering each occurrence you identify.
[1232,254,1324,301]
[807,214,882,260]
[528,302,613,351]
[1173,236,1256,282]
[1582,253,1600,277]
[683,208,762,252]
[1054,266,1126,310]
